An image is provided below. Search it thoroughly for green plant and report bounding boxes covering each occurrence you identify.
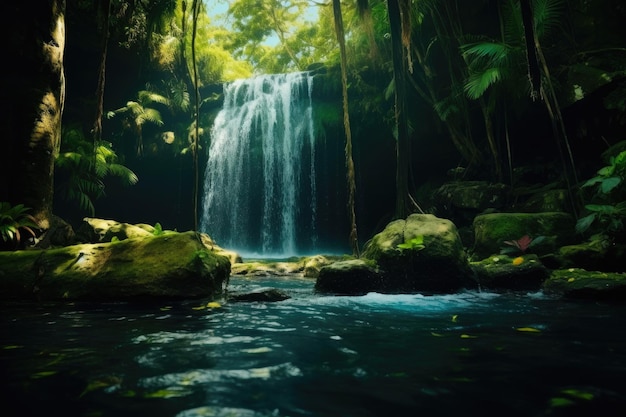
[576,149,626,237]
[56,126,138,216]
[0,202,40,248]
[152,222,164,236]
[397,235,426,251]
[107,90,168,157]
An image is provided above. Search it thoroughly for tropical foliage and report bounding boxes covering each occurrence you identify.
[576,148,626,239]
[0,202,40,249]
[55,126,138,216]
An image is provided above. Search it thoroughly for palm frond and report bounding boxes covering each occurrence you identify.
[107,163,139,186]
[464,68,503,99]
[139,108,164,126]
[462,41,510,68]
[533,0,565,38]
[138,90,171,107]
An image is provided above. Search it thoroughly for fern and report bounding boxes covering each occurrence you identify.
[55,126,138,216]
[465,67,504,100]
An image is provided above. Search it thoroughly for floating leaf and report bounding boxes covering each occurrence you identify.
[516,327,541,333]
[460,334,477,339]
[144,388,193,399]
[31,371,57,379]
[206,302,221,309]
[451,314,458,323]
[550,397,575,407]
[431,332,444,337]
[561,388,594,400]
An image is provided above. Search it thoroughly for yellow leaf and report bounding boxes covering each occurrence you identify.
[516,327,541,333]
[451,314,458,323]
[207,301,221,309]
[460,334,477,339]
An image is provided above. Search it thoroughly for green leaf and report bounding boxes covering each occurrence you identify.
[575,213,596,234]
[397,235,425,250]
[600,177,621,194]
[585,204,617,214]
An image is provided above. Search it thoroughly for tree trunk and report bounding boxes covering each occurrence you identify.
[2,1,66,230]
[387,0,410,219]
[332,0,359,257]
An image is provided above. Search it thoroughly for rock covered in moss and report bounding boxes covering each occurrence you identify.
[542,268,626,301]
[557,238,626,273]
[358,213,474,293]
[0,231,230,301]
[472,212,577,260]
[471,254,549,291]
[76,217,153,242]
[315,259,382,295]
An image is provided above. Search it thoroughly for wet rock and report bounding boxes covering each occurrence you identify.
[471,254,549,291]
[228,287,291,302]
[315,259,383,295]
[361,214,475,293]
[543,269,626,301]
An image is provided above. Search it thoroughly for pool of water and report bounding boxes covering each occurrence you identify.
[1,276,625,416]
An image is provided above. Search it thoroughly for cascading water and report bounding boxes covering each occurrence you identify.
[200,72,317,257]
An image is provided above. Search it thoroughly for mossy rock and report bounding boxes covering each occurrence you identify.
[472,212,577,260]
[76,217,154,242]
[315,259,382,295]
[471,254,549,291]
[557,239,626,273]
[543,269,626,301]
[361,214,474,293]
[0,231,230,301]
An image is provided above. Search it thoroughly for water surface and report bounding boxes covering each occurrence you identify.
[1,276,625,416]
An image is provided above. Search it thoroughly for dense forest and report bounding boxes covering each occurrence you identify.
[2,0,626,255]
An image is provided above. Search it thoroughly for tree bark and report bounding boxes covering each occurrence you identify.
[2,1,66,230]
[387,0,410,219]
[332,0,359,257]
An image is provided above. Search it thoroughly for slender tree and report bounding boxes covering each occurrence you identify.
[387,0,421,218]
[190,0,201,233]
[2,1,66,231]
[332,0,360,257]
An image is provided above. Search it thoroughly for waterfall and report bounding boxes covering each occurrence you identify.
[200,72,317,257]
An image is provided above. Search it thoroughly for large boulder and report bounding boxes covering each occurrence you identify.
[471,212,578,260]
[0,231,230,301]
[319,214,474,294]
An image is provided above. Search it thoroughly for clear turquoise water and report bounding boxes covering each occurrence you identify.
[1,276,625,416]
